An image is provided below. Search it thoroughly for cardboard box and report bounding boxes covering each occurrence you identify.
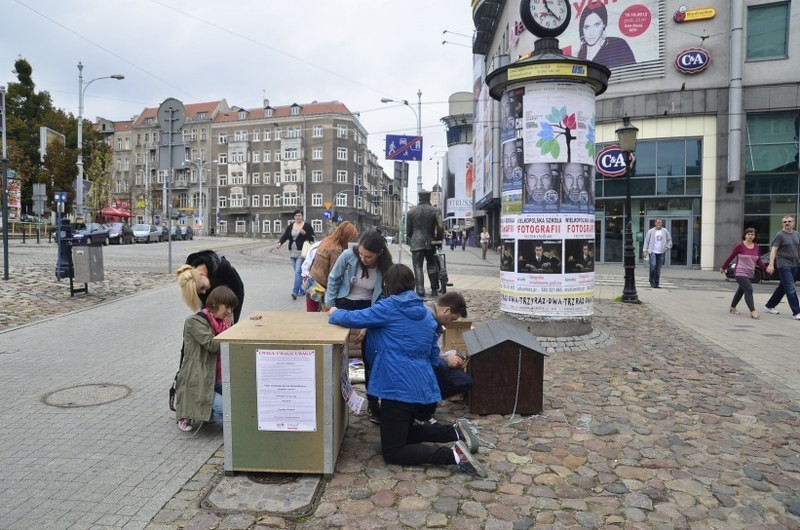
[442,320,472,356]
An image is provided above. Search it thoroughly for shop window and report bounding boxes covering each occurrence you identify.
[747,2,789,60]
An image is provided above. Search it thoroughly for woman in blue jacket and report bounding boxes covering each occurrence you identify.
[328,264,487,477]
[325,230,393,422]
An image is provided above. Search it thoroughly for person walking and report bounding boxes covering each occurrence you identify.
[720,228,768,319]
[174,286,239,432]
[763,215,800,319]
[276,209,315,300]
[406,190,444,298]
[642,218,672,288]
[479,227,490,259]
[327,264,487,477]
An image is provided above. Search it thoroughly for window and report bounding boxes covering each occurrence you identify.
[312,147,323,160]
[263,172,271,184]
[275,150,281,161]
[283,192,298,206]
[274,128,282,140]
[286,127,302,138]
[218,132,227,144]
[337,147,348,160]
[234,130,248,142]
[191,129,197,141]
[264,151,271,163]
[230,191,245,208]
[238,110,247,120]
[313,125,323,138]
[275,173,281,185]
[312,220,322,233]
[747,3,789,60]
[252,172,260,184]
[219,196,227,208]
[201,128,207,141]
[265,108,274,118]
[262,220,271,233]
[252,151,260,163]
[273,220,282,233]
[284,170,298,183]
[252,194,260,207]
[335,193,348,207]
[274,194,282,207]
[337,125,348,138]
[336,170,348,183]
[312,193,323,207]
[218,153,227,165]
[745,113,798,174]
[312,170,323,182]
[263,194,271,207]
[291,105,301,116]
[252,130,260,142]
[264,129,271,141]
[231,171,246,185]
[284,148,299,160]
[218,174,227,186]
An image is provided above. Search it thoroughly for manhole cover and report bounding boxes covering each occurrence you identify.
[43,383,131,408]
[247,472,302,485]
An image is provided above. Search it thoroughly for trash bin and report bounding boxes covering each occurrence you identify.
[214,312,350,475]
[55,218,74,279]
[72,245,104,283]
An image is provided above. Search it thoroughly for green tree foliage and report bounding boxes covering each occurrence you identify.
[85,150,113,216]
[3,58,110,215]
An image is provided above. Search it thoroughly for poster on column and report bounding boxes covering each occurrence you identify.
[499,214,595,317]
[522,83,596,166]
[445,143,473,219]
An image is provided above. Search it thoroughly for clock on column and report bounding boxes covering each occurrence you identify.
[520,0,572,38]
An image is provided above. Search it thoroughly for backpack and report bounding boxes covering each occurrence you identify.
[169,311,210,411]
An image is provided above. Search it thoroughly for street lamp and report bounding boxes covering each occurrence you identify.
[76,62,124,218]
[616,116,640,304]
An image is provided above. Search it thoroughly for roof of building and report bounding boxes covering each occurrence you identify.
[214,101,353,123]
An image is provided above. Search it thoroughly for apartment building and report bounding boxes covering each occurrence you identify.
[472,0,800,269]
[105,99,400,238]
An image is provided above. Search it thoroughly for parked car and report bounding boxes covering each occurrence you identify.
[106,222,134,245]
[156,224,169,242]
[132,223,160,243]
[169,225,194,240]
[71,223,110,246]
[21,214,49,224]
[168,225,182,240]
[725,252,800,283]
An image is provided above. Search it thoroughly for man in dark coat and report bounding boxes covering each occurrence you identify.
[406,191,444,297]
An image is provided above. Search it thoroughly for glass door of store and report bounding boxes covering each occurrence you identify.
[645,218,691,268]
[602,216,624,262]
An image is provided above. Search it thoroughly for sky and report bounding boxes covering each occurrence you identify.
[1,0,475,204]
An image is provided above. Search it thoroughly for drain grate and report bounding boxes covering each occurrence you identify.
[246,472,302,485]
[43,383,131,408]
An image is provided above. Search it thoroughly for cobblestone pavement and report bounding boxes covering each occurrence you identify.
[146,290,800,530]
[3,241,800,529]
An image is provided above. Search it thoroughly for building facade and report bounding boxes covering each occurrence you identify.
[473,0,800,269]
[104,99,400,238]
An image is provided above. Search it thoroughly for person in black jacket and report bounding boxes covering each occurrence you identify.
[184,249,245,322]
[276,209,316,300]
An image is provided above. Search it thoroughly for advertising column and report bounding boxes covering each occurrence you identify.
[486,9,610,336]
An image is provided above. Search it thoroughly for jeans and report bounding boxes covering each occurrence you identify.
[211,383,223,422]
[648,252,665,286]
[379,399,458,466]
[731,276,756,312]
[416,360,473,422]
[290,256,304,296]
[765,266,800,315]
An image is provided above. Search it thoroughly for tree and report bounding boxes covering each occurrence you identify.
[3,58,107,215]
[85,150,113,216]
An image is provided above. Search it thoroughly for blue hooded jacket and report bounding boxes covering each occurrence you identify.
[329,290,441,404]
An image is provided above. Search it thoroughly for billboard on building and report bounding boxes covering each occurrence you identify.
[473,54,493,208]
[445,143,473,219]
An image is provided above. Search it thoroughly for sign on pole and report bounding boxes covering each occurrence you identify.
[385,134,423,161]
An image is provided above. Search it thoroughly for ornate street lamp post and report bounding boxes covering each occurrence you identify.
[616,116,640,304]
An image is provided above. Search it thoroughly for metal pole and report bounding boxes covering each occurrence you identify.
[417,89,423,195]
[198,158,203,236]
[621,152,640,303]
[76,63,84,218]
[2,85,8,280]
[216,164,220,236]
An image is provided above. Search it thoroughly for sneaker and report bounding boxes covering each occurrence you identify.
[454,419,479,453]
[793,314,800,320]
[367,407,381,425]
[177,418,194,432]
[453,440,487,478]
[764,306,780,315]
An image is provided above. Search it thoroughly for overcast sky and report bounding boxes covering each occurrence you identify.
[2,0,475,204]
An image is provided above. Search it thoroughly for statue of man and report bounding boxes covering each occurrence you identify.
[406,191,444,297]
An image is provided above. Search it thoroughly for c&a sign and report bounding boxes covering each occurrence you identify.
[675,48,711,74]
[595,145,628,177]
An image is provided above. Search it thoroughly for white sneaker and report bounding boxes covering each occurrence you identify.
[793,314,800,320]
[764,306,780,315]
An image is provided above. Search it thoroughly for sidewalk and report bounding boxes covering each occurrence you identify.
[2,240,800,529]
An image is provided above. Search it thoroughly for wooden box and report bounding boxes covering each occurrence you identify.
[464,321,547,416]
[442,320,472,354]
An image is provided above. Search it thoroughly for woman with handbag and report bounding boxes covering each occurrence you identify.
[305,221,359,312]
[276,209,315,300]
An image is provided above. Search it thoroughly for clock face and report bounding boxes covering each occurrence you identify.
[521,0,572,38]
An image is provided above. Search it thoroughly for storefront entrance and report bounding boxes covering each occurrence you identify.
[645,217,691,268]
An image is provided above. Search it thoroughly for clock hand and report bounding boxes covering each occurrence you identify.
[543,0,559,19]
